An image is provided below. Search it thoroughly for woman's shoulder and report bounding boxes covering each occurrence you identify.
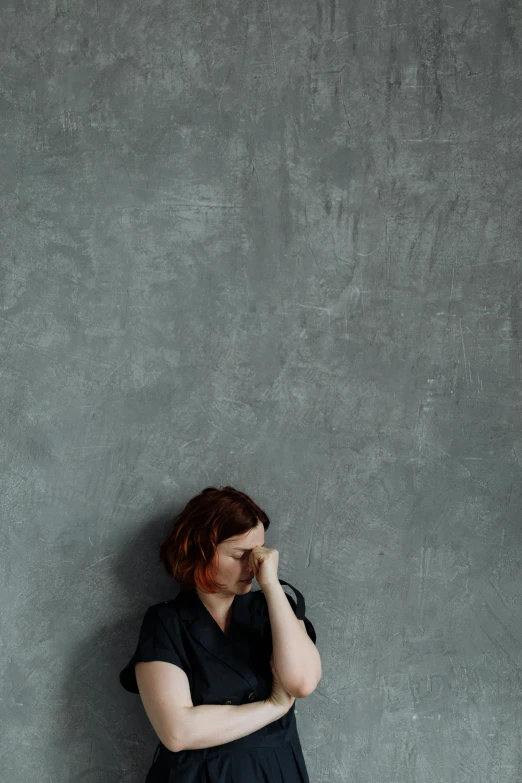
[119,601,188,694]
[140,599,182,626]
[130,600,185,644]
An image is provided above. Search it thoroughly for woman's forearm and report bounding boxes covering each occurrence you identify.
[262,581,321,696]
[174,699,286,751]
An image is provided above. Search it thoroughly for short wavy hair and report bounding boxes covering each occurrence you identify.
[159,485,271,592]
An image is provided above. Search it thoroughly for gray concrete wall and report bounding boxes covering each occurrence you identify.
[1,0,521,780]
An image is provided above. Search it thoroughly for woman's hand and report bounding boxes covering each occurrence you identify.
[248,546,279,589]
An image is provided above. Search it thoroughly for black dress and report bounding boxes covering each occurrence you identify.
[119,578,317,782]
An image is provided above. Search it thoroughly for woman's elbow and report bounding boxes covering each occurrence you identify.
[297,668,322,698]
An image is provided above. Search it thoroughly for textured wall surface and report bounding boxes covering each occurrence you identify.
[1,0,521,781]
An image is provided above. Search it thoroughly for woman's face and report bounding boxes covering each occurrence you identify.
[213,520,265,592]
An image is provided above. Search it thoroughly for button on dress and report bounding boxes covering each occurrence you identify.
[119,578,317,782]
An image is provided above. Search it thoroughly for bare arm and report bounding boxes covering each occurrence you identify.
[135,660,287,753]
[177,699,286,751]
[262,581,321,696]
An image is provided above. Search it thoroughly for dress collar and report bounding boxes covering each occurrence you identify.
[174,585,258,689]
[174,578,305,625]
[172,578,305,688]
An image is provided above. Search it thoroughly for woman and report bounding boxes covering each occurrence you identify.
[120,485,321,782]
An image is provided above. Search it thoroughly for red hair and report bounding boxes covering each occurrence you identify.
[159,485,271,593]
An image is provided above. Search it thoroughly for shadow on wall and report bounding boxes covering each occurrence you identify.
[54,500,184,782]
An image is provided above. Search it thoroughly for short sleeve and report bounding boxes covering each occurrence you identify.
[119,604,190,694]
